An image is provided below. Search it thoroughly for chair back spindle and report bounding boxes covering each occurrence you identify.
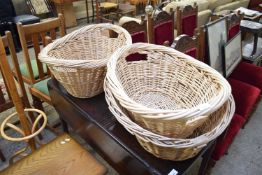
[17,14,66,85]
[0,39,36,151]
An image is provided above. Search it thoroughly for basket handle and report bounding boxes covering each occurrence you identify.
[126,53,148,62]
[0,108,47,142]
[185,115,208,125]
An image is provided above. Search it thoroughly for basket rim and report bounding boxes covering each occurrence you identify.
[38,23,132,68]
[104,80,235,148]
[106,43,232,119]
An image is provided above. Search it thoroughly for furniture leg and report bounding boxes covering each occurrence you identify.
[85,0,89,23]
[198,141,216,175]
[61,117,69,133]
[0,149,6,161]
[91,0,95,22]
[251,33,258,57]
[32,95,44,112]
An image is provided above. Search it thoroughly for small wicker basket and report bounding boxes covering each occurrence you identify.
[39,23,132,98]
[106,43,232,138]
[104,80,235,160]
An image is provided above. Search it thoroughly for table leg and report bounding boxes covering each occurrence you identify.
[0,149,6,162]
[198,141,216,175]
[91,0,95,22]
[85,0,89,23]
[60,117,69,133]
[251,33,258,57]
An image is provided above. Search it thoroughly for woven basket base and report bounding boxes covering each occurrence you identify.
[136,134,203,161]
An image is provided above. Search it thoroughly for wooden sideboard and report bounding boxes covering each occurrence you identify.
[48,78,216,175]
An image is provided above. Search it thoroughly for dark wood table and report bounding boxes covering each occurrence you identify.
[48,78,216,175]
[211,9,262,22]
[240,20,262,62]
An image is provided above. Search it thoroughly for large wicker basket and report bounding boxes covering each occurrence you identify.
[39,23,132,98]
[105,80,235,160]
[106,43,232,138]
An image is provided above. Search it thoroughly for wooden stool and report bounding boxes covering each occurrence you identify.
[0,108,106,175]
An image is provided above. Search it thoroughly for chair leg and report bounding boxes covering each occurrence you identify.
[0,149,6,162]
[32,95,61,136]
[32,95,44,112]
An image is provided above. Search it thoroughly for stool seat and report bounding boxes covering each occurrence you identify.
[0,134,106,175]
[100,2,118,9]
[13,15,40,25]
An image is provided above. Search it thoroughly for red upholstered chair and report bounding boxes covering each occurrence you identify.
[230,62,262,91]
[212,113,245,161]
[176,3,198,37]
[120,16,148,61]
[148,10,175,46]
[171,33,200,61]
[226,14,242,41]
[120,16,148,43]
[228,78,261,120]
[225,13,262,92]
[248,0,262,12]
[211,78,260,161]
[203,18,261,163]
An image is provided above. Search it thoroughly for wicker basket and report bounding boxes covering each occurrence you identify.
[39,24,132,98]
[104,80,235,160]
[106,43,232,138]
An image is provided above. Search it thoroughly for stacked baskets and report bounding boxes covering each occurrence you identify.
[105,43,235,160]
[39,23,132,98]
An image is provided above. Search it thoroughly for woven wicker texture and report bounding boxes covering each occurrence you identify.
[39,24,132,98]
[106,43,232,138]
[104,79,235,160]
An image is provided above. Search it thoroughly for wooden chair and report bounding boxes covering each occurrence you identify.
[170,27,205,62]
[0,31,43,162]
[16,14,66,111]
[176,3,198,37]
[96,0,136,22]
[119,16,148,61]
[148,9,175,46]
[227,13,243,40]
[170,33,200,61]
[0,37,107,175]
[120,16,148,43]
[26,0,56,19]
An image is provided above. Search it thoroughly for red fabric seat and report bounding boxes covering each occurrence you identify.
[182,15,197,37]
[212,113,245,161]
[185,48,197,58]
[154,21,174,46]
[230,61,262,92]
[127,31,147,61]
[228,24,240,40]
[228,78,261,119]
[131,31,146,43]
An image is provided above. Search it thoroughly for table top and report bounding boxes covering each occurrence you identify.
[240,20,262,33]
[51,0,80,4]
[48,78,213,175]
[213,8,262,21]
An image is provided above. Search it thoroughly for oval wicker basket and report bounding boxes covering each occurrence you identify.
[39,23,132,98]
[104,80,235,160]
[106,43,232,138]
